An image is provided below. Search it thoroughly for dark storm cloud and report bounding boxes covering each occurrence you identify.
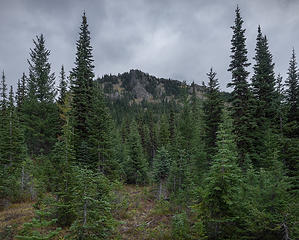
[0,0,299,91]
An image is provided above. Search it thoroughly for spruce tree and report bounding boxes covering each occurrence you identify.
[15,73,27,110]
[285,48,299,137]
[125,120,148,184]
[203,68,223,160]
[152,147,171,199]
[23,34,59,155]
[227,6,253,166]
[199,110,243,239]
[252,26,276,125]
[27,34,56,102]
[58,65,67,105]
[70,12,95,162]
[0,71,9,166]
[87,85,118,176]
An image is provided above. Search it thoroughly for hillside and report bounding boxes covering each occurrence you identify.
[96,69,207,104]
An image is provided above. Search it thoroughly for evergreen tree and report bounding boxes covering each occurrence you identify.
[159,114,170,147]
[87,85,118,176]
[285,48,299,137]
[152,147,171,199]
[125,120,148,184]
[203,68,223,160]
[7,86,25,168]
[22,34,59,155]
[252,26,276,125]
[227,6,253,166]
[0,71,10,166]
[70,12,95,162]
[199,110,243,239]
[27,34,56,102]
[15,73,27,112]
[274,74,285,133]
[58,65,68,105]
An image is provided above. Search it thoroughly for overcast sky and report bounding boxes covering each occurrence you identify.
[0,0,298,91]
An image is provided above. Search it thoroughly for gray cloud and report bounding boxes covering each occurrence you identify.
[0,0,299,91]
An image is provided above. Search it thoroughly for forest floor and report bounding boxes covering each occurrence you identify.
[0,185,174,240]
[0,201,34,238]
[113,184,173,240]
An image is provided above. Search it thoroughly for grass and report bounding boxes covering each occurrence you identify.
[0,202,35,239]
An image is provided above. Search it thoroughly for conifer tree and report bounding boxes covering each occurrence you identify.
[70,12,95,162]
[27,34,56,102]
[15,73,27,110]
[227,6,253,166]
[23,34,59,155]
[0,71,9,166]
[125,120,148,184]
[159,115,170,147]
[87,85,118,176]
[199,110,242,239]
[153,147,171,199]
[285,48,299,137]
[58,65,68,105]
[252,26,276,125]
[203,68,223,160]
[274,74,285,133]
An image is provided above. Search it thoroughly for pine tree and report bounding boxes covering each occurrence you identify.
[0,71,10,166]
[125,120,148,184]
[285,48,299,137]
[22,34,59,155]
[27,34,56,102]
[87,85,118,176]
[274,74,285,133]
[159,114,170,147]
[58,65,67,105]
[70,12,95,162]
[252,26,276,125]
[15,73,27,111]
[199,110,243,239]
[227,6,253,166]
[152,147,171,199]
[203,68,223,160]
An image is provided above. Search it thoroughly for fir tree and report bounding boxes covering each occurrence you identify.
[87,85,118,176]
[125,120,148,184]
[0,71,9,166]
[152,147,171,199]
[27,34,56,102]
[252,26,276,125]
[199,110,243,239]
[227,6,253,166]
[15,73,27,110]
[23,34,59,155]
[203,68,223,160]
[58,65,68,105]
[159,114,170,147]
[285,48,299,137]
[70,12,95,162]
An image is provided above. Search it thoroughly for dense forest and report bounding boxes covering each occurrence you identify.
[0,7,298,240]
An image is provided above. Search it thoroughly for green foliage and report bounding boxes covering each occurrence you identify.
[153,147,171,182]
[125,120,148,184]
[198,111,243,239]
[68,166,114,240]
[22,34,59,155]
[203,68,223,160]
[227,6,254,166]
[171,212,190,240]
[16,207,61,240]
[70,12,95,163]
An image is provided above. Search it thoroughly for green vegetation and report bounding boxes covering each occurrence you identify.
[0,6,298,240]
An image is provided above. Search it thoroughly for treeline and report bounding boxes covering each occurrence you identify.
[0,7,298,240]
